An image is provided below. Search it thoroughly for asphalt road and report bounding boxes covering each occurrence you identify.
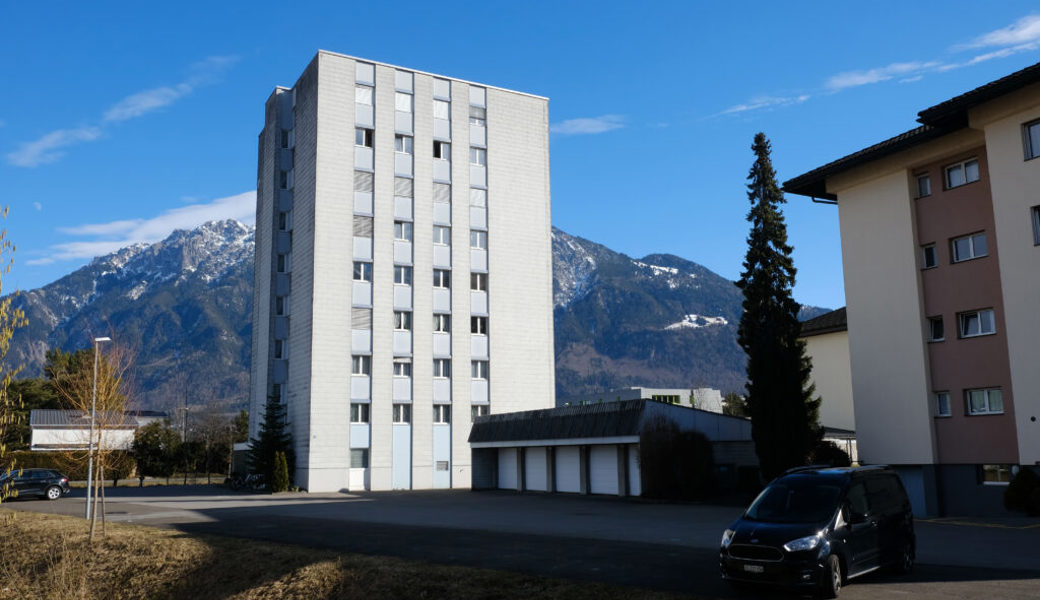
[8,487,1040,599]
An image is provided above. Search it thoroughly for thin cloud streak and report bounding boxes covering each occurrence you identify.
[36,191,256,264]
[720,95,810,115]
[6,127,102,167]
[961,14,1040,49]
[550,115,624,135]
[825,61,940,91]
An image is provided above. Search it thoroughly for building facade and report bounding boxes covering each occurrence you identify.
[785,62,1040,515]
[250,51,555,493]
[799,308,858,462]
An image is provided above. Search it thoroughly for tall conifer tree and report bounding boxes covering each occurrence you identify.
[737,133,821,480]
[248,395,294,486]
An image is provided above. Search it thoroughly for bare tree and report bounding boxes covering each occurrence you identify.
[0,207,27,507]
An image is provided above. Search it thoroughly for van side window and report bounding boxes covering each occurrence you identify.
[866,475,902,513]
[847,481,869,517]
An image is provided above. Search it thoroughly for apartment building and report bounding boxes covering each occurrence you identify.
[785,61,1040,515]
[249,51,555,493]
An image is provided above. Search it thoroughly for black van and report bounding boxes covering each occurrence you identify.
[720,465,914,598]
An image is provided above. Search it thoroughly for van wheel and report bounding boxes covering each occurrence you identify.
[893,542,914,574]
[819,554,841,598]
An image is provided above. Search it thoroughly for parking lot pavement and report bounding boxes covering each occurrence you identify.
[6,487,1040,599]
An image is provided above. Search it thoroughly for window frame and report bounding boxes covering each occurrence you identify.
[966,387,1004,415]
[275,296,288,317]
[471,316,488,335]
[433,313,451,333]
[1032,206,1040,246]
[355,128,374,148]
[1023,119,1040,160]
[433,99,450,120]
[433,140,451,160]
[958,308,996,338]
[471,272,488,291]
[471,360,489,380]
[273,339,286,360]
[944,158,980,189]
[951,232,987,263]
[355,85,373,106]
[433,225,451,246]
[916,173,931,198]
[350,448,369,468]
[470,230,487,249]
[351,355,372,376]
[470,147,487,166]
[981,464,1014,485]
[433,269,451,289]
[394,265,413,286]
[393,311,413,331]
[277,252,292,273]
[921,244,937,269]
[927,316,944,342]
[433,404,451,424]
[433,358,451,379]
[393,403,412,424]
[350,402,370,424]
[935,391,951,417]
[353,261,373,282]
[394,220,414,242]
[395,91,413,113]
[393,359,412,377]
[471,404,489,420]
[394,134,414,155]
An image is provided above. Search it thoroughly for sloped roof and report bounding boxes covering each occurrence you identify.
[30,409,138,428]
[784,60,1040,199]
[468,399,648,444]
[800,307,848,337]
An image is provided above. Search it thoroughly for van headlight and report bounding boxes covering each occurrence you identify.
[783,535,821,552]
[721,529,735,548]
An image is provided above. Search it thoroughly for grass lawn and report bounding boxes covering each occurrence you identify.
[0,510,699,600]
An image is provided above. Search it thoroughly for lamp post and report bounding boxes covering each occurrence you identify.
[85,336,111,521]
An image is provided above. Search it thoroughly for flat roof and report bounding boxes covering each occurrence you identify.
[784,60,1040,199]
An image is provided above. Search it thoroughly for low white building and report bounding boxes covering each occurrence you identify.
[560,386,726,413]
[29,410,164,452]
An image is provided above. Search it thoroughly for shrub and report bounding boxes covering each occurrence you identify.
[806,441,851,468]
[638,415,714,500]
[1005,466,1040,515]
[271,451,289,493]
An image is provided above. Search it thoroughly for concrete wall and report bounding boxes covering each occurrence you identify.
[803,330,855,432]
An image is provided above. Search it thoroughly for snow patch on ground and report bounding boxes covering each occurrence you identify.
[664,314,729,330]
[632,261,678,276]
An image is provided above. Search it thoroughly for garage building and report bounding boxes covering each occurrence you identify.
[469,399,755,496]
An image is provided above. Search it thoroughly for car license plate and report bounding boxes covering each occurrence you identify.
[743,564,764,574]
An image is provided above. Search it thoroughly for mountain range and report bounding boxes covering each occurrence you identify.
[8,220,826,411]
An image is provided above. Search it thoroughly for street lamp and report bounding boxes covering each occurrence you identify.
[85,336,111,521]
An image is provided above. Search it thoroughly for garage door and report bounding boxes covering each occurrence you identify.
[498,448,518,490]
[554,446,581,493]
[589,445,619,495]
[525,447,548,491]
[628,444,641,496]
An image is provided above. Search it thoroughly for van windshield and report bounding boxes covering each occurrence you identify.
[745,479,842,523]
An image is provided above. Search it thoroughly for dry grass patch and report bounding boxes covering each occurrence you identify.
[0,510,697,600]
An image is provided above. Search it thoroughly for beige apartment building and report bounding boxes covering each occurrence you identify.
[785,61,1040,515]
[249,51,555,493]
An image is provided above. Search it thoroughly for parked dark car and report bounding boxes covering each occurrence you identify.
[0,468,72,501]
[720,465,914,598]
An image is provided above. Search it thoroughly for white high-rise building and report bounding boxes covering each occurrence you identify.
[249,51,555,492]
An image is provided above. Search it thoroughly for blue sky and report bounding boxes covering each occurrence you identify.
[3,2,1040,309]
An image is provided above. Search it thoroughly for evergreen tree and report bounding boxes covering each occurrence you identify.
[131,421,180,485]
[271,451,289,493]
[248,395,293,485]
[736,133,822,481]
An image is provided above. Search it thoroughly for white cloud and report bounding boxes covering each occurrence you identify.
[6,126,102,167]
[550,115,624,135]
[38,191,256,263]
[720,94,810,115]
[33,202,42,211]
[962,14,1040,49]
[825,61,940,91]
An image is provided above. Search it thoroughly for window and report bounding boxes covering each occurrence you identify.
[270,384,282,401]
[981,464,1013,485]
[433,358,451,378]
[469,147,487,166]
[470,230,487,249]
[433,313,451,333]
[393,311,412,331]
[393,403,412,424]
[916,173,931,198]
[471,360,489,380]
[471,272,487,291]
[395,134,413,154]
[351,355,371,376]
[350,448,369,468]
[273,339,286,359]
[470,188,487,207]
[395,92,413,113]
[275,296,288,316]
[278,211,293,231]
[394,266,413,285]
[433,99,450,120]
[945,158,980,188]
[433,269,451,288]
[355,128,373,148]
[280,129,290,149]
[433,404,451,424]
[952,232,987,262]
[279,170,289,190]
[277,252,292,273]
[967,388,1003,415]
[433,225,451,245]
[394,221,413,242]
[935,392,951,417]
[471,404,489,420]
[393,359,412,377]
[469,105,486,127]
[471,316,487,335]
[927,317,944,342]
[433,140,451,159]
[959,309,995,338]
[355,85,373,105]
[353,261,372,282]
[1032,206,1040,245]
[921,244,937,269]
[1024,120,1040,160]
[350,402,370,423]
[651,394,681,404]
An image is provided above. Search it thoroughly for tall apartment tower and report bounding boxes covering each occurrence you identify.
[249,51,555,493]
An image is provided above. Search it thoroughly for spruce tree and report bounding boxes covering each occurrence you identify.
[248,395,294,486]
[737,132,822,481]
